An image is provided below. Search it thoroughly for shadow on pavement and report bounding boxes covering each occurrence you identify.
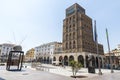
[71,75,88,78]
[68,70,86,73]
[6,69,26,72]
[0,77,5,80]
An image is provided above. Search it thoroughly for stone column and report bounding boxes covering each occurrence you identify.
[84,55,86,68]
[102,57,104,68]
[94,55,97,68]
[74,53,78,61]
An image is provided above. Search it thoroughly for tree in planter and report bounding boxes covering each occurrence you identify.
[69,60,83,77]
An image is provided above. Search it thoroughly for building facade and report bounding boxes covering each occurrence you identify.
[34,42,62,64]
[53,3,105,68]
[105,45,120,68]
[105,53,119,69]
[63,3,103,54]
[0,43,15,62]
[25,48,35,62]
[0,45,2,53]
[111,45,120,66]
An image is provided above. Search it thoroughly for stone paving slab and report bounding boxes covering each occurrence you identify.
[0,66,74,80]
[39,64,120,78]
[1,64,120,80]
[79,72,120,80]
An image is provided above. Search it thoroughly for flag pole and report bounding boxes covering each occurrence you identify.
[94,20,102,75]
[106,28,114,73]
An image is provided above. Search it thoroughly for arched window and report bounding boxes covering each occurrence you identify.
[73,32,75,39]
[66,26,68,32]
[66,34,68,40]
[73,41,76,48]
[73,24,75,30]
[69,25,71,32]
[69,42,72,49]
[69,33,71,40]
[66,42,68,49]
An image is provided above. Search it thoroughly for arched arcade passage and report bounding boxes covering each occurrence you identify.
[78,55,84,67]
[69,55,74,62]
[64,56,68,66]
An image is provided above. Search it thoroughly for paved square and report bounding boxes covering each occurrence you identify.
[0,64,120,80]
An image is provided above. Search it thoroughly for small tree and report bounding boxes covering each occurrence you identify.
[69,60,82,77]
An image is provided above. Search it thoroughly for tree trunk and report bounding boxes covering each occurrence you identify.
[72,69,75,76]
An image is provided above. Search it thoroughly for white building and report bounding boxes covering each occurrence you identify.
[0,45,2,58]
[0,43,15,62]
[105,45,120,69]
[118,44,120,50]
[34,42,62,64]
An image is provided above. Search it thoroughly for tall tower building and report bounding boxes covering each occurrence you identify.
[63,3,104,55]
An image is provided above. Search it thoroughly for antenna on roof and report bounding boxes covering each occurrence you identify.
[13,32,17,44]
[7,41,12,44]
[19,35,27,45]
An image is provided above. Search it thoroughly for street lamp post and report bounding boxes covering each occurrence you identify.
[106,28,114,73]
[94,20,102,75]
[96,42,102,75]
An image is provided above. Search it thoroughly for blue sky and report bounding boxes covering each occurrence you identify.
[0,0,120,53]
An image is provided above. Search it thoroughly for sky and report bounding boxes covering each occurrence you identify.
[0,0,120,53]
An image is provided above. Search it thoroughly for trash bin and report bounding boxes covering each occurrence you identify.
[88,66,95,73]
